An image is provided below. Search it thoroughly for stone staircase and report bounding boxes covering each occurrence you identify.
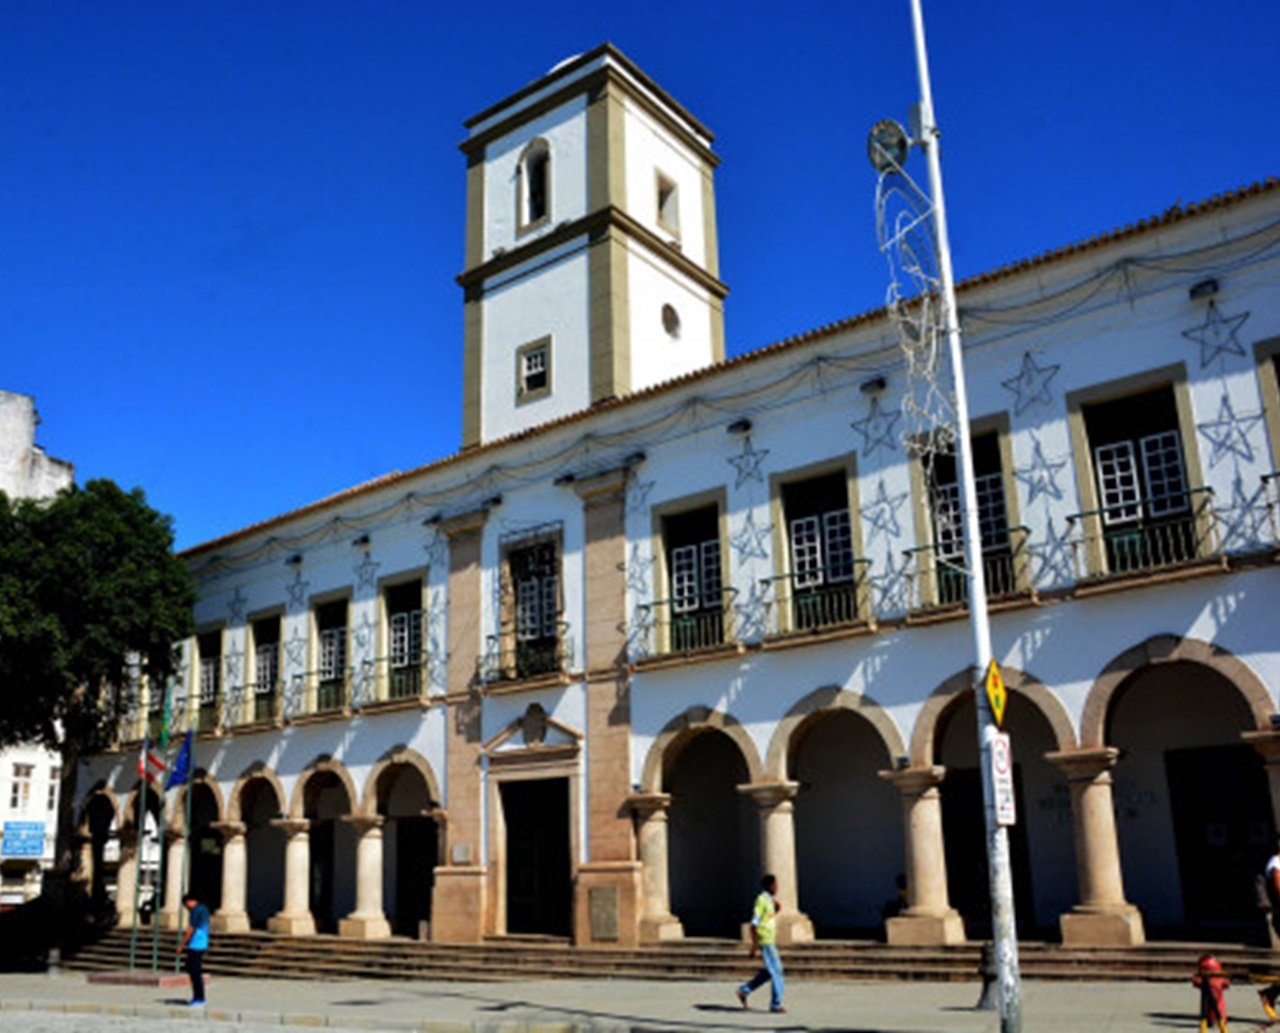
[61,929,1277,985]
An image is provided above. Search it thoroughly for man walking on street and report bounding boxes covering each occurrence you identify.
[177,894,210,1008]
[737,874,785,1013]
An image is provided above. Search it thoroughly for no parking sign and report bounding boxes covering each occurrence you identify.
[990,732,1016,827]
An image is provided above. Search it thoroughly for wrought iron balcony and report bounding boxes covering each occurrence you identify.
[636,588,738,657]
[246,679,280,724]
[1066,488,1220,581]
[903,526,1032,612]
[479,623,572,684]
[284,668,351,719]
[362,654,429,703]
[758,561,873,636]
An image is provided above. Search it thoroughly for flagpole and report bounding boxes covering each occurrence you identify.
[149,680,174,972]
[127,744,148,971]
[174,732,195,974]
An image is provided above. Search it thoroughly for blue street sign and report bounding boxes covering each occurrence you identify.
[2,821,46,858]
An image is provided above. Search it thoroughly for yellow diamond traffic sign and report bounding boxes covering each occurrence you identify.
[985,658,1007,727]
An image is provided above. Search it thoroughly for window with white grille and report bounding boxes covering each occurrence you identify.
[389,611,423,668]
[1094,441,1142,525]
[929,435,1010,555]
[517,338,551,399]
[199,657,219,706]
[319,628,346,681]
[511,541,559,642]
[1084,385,1190,526]
[1140,430,1189,517]
[671,540,721,613]
[10,764,32,812]
[256,642,279,689]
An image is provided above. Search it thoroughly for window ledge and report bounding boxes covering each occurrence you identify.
[631,641,750,673]
[287,707,351,728]
[1071,556,1228,598]
[761,619,878,652]
[221,718,285,737]
[359,695,438,715]
[905,590,1040,626]
[482,670,578,696]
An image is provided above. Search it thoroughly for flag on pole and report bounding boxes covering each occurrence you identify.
[166,731,194,790]
[137,738,165,788]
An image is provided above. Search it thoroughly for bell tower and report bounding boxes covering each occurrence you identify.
[458,44,728,448]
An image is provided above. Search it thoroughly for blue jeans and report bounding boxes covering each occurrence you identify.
[739,943,784,1010]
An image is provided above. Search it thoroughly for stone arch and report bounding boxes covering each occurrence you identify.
[765,685,907,779]
[1081,634,1274,747]
[910,665,1077,767]
[77,782,120,833]
[289,755,358,819]
[359,745,442,817]
[641,705,764,793]
[169,769,225,832]
[121,780,165,829]
[227,762,287,823]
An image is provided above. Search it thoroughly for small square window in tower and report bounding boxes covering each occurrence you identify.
[780,472,860,631]
[516,338,551,402]
[1082,385,1199,575]
[927,433,1014,604]
[661,504,725,652]
[656,172,679,238]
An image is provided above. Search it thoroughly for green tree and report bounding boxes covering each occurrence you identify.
[0,479,195,878]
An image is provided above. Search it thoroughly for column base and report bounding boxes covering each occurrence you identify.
[775,911,815,945]
[639,914,684,942]
[338,913,392,940]
[115,912,136,930]
[573,861,642,947]
[211,911,252,934]
[1060,905,1145,947]
[267,912,316,936]
[886,909,966,946]
[430,866,487,944]
[158,910,181,931]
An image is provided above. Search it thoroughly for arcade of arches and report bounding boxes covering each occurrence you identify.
[76,640,1280,947]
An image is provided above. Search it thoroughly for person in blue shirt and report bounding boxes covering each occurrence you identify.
[177,894,210,1007]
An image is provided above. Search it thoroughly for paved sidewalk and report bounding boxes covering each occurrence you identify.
[0,971,1266,1031]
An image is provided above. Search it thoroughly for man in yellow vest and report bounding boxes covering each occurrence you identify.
[736,873,785,1013]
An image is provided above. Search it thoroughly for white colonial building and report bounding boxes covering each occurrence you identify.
[1,390,74,907]
[76,45,1280,950]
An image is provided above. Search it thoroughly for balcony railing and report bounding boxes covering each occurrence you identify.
[284,668,351,720]
[904,527,1031,611]
[248,679,280,723]
[759,561,873,636]
[1264,473,1280,547]
[636,588,738,657]
[362,654,429,703]
[479,623,572,684]
[1066,488,1220,581]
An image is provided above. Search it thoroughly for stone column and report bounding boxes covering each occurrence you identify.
[267,818,315,935]
[211,820,251,933]
[1245,731,1280,948]
[158,831,186,929]
[114,840,138,928]
[339,816,392,939]
[739,781,814,944]
[878,765,965,946]
[629,793,682,941]
[1047,747,1145,946]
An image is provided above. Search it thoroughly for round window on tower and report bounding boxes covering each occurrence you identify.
[661,303,681,339]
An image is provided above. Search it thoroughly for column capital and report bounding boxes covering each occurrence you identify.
[210,820,247,840]
[1045,746,1120,781]
[736,781,800,808]
[1242,730,1280,763]
[626,792,671,818]
[271,817,310,836]
[163,827,185,846]
[878,764,946,795]
[343,814,385,834]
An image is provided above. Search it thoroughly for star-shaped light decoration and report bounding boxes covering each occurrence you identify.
[626,476,656,516]
[353,609,377,654]
[860,480,908,543]
[1218,474,1269,552]
[226,587,248,624]
[423,530,449,571]
[285,570,310,609]
[1197,393,1264,468]
[851,397,901,457]
[1030,516,1075,588]
[727,437,770,489]
[354,553,381,589]
[733,579,770,641]
[284,626,308,672]
[625,543,655,595]
[1014,435,1069,507]
[1000,352,1061,415]
[626,605,655,661]
[729,508,772,563]
[1182,301,1250,368]
[869,550,910,616]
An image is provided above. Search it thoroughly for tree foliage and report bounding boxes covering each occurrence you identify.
[0,479,195,754]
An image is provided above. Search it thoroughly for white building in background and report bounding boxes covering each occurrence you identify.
[75,46,1280,949]
[0,390,73,907]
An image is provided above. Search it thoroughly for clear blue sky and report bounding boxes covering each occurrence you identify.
[4,1,1277,549]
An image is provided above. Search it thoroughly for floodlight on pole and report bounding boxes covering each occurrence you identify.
[867,2,1023,1031]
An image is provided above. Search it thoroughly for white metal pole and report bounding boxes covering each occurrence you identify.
[906,1,1022,1030]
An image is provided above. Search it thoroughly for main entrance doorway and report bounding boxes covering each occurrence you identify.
[501,778,571,937]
